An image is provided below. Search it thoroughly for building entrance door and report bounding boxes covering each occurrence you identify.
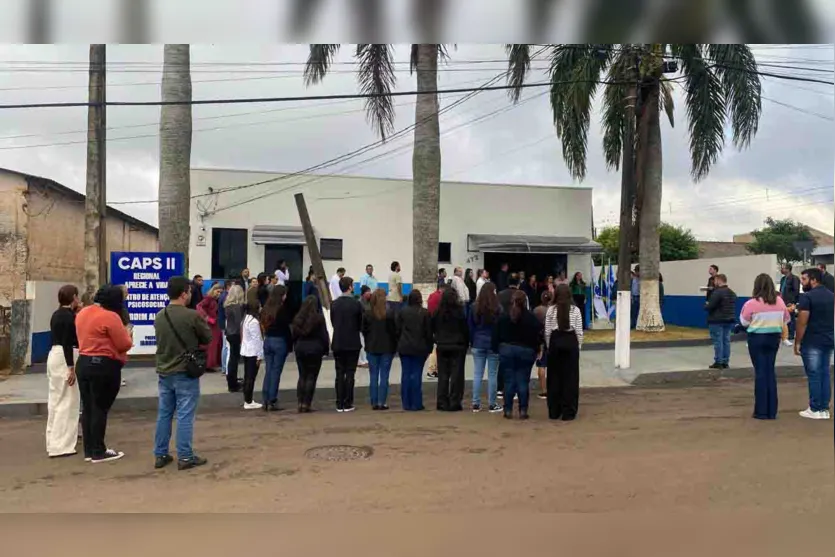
[264,244,304,318]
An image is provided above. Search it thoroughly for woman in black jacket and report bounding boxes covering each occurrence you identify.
[432,288,470,411]
[362,289,398,410]
[396,290,433,411]
[493,290,543,420]
[291,295,330,413]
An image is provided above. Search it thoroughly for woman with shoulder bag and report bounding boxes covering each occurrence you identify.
[75,285,134,463]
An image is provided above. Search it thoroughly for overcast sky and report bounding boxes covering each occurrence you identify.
[0,43,832,242]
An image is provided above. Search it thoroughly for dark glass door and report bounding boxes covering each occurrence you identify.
[264,244,304,318]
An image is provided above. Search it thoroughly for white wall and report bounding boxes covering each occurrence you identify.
[190,169,595,284]
[596,254,780,297]
[660,254,778,296]
[25,280,83,365]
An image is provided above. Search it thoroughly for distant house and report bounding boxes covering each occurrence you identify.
[0,167,159,307]
[811,245,834,266]
[733,227,834,247]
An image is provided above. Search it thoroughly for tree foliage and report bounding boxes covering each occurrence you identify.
[594,223,698,265]
[746,217,817,264]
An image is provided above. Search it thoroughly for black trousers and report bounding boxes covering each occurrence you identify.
[573,295,587,329]
[296,352,323,408]
[76,355,123,458]
[225,334,242,390]
[334,350,360,410]
[242,356,259,404]
[546,330,580,420]
[436,347,466,411]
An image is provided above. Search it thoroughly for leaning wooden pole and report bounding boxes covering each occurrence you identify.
[294,193,332,310]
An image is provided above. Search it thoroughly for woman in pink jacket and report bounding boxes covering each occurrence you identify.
[197,282,223,372]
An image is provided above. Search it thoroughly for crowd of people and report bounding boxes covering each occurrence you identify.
[41,256,831,470]
[703,263,834,421]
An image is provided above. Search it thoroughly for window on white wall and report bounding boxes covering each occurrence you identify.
[212,228,248,279]
[320,238,343,261]
[438,242,452,263]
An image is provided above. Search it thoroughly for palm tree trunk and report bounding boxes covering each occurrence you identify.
[158,44,193,269]
[411,44,441,296]
[636,82,665,332]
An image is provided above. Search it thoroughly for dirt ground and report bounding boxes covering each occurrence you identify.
[0,377,832,513]
[584,325,708,344]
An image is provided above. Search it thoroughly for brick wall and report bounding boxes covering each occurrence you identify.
[0,173,29,307]
[25,181,158,285]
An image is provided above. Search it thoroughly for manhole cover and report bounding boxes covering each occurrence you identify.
[305,445,373,462]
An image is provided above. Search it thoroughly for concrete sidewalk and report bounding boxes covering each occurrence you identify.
[0,342,814,417]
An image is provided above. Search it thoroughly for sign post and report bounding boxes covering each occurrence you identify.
[110,252,186,355]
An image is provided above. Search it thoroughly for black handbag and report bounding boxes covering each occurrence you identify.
[163,308,206,379]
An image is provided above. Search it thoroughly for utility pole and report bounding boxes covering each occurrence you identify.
[84,44,107,295]
[294,193,332,310]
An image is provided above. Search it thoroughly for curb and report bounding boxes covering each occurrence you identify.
[630,365,829,387]
[2,367,827,419]
[582,333,747,352]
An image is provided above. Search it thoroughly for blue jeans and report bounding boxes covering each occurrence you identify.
[787,312,796,340]
[154,373,200,460]
[221,336,229,375]
[367,352,394,406]
[262,336,289,404]
[800,344,833,412]
[747,333,780,419]
[708,323,734,365]
[400,354,426,411]
[471,347,499,407]
[498,344,537,413]
[630,297,640,329]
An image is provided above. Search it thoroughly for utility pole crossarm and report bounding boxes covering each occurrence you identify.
[294,193,332,310]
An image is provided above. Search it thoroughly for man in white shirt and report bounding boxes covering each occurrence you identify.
[329,267,346,303]
[476,269,490,298]
[387,261,403,311]
[451,267,469,305]
[275,260,290,286]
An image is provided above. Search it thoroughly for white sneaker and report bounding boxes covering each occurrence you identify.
[799,408,826,420]
[243,401,262,410]
[783,339,794,347]
[821,410,831,420]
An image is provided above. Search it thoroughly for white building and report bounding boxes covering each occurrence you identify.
[189,167,600,302]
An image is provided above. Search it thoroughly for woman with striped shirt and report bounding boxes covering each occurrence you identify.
[739,274,791,420]
[544,284,584,421]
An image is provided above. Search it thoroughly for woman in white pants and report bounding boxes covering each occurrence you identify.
[46,285,81,457]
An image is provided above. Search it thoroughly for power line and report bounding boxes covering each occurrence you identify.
[762,95,834,121]
[206,91,548,216]
[110,71,519,206]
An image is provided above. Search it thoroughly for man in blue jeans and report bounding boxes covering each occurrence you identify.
[153,276,213,470]
[795,268,834,420]
[705,274,738,369]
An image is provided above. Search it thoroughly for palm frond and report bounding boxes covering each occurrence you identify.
[672,44,726,181]
[600,47,635,171]
[706,44,761,148]
[355,44,397,140]
[303,44,341,86]
[505,44,532,103]
[549,44,613,180]
[660,80,675,128]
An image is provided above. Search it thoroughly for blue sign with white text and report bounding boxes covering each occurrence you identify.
[110,252,185,327]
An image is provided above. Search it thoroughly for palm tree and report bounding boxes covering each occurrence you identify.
[304,44,446,295]
[506,44,761,331]
[158,44,193,268]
